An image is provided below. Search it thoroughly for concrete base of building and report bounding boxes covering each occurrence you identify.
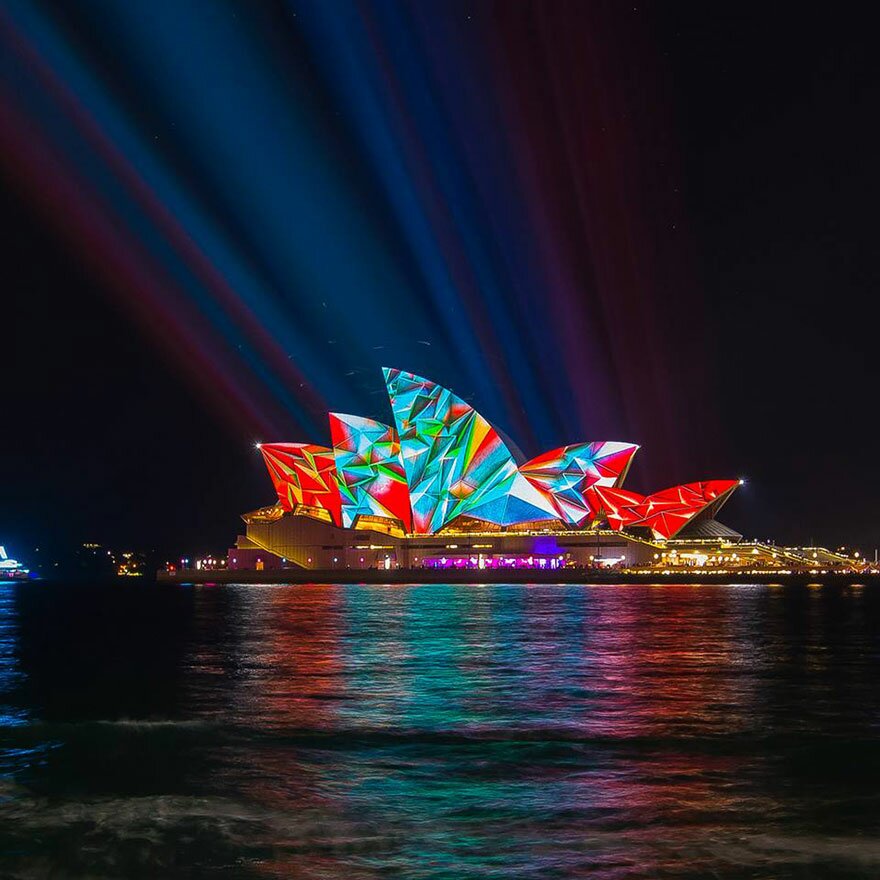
[227,510,659,573]
[210,510,871,581]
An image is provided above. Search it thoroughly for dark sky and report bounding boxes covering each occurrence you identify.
[3,2,879,557]
[656,5,879,548]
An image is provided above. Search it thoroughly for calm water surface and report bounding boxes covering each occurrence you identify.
[2,581,880,878]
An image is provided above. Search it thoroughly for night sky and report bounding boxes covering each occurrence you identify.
[3,2,878,558]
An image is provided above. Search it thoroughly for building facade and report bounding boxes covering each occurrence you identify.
[229,369,740,571]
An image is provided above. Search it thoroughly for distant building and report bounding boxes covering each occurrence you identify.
[229,369,739,571]
[0,545,29,579]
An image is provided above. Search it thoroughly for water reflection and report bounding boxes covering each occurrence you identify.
[1,582,879,878]
[0,584,26,728]
[206,584,770,739]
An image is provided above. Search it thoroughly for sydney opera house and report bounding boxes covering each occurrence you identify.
[228,369,742,571]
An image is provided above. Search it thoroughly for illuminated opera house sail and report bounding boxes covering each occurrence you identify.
[232,369,740,570]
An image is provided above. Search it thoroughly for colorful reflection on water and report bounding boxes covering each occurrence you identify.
[2,582,880,878]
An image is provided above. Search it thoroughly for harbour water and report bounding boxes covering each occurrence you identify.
[2,581,879,878]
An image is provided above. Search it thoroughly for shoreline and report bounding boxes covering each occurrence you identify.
[157,569,880,586]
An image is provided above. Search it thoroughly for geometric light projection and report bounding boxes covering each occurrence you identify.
[257,369,738,539]
[519,441,639,525]
[328,413,412,531]
[383,367,557,533]
[581,486,651,532]
[585,480,740,540]
[258,443,342,526]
